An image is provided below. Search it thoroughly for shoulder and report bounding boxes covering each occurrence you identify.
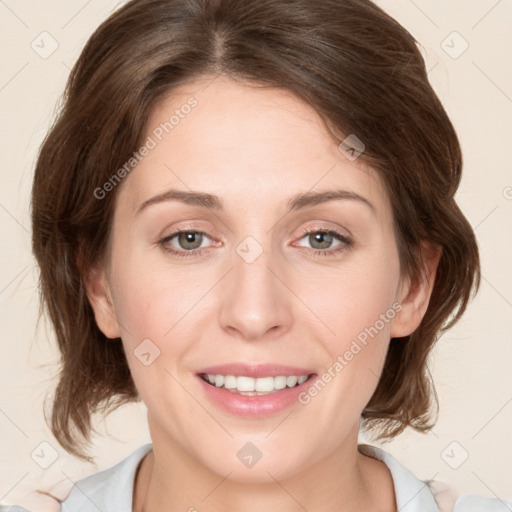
[0,443,153,512]
[0,507,34,512]
[358,443,512,512]
[429,480,512,512]
[453,494,512,511]
[0,483,71,512]
[0,493,62,512]
[60,443,152,512]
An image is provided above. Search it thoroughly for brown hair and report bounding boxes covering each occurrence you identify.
[31,0,480,462]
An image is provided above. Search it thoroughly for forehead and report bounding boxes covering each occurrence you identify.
[118,75,390,218]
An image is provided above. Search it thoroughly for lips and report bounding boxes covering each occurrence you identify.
[196,363,317,416]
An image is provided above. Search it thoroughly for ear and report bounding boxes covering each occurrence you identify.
[390,242,442,338]
[84,263,122,339]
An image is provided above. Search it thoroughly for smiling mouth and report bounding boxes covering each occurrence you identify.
[199,373,316,395]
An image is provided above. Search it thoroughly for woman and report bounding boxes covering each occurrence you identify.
[2,0,510,511]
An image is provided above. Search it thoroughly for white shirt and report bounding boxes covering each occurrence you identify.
[2,443,510,511]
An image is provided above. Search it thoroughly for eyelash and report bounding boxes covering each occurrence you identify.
[158,227,353,259]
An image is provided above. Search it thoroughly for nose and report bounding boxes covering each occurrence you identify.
[218,238,293,342]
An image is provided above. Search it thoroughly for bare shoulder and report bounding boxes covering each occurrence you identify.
[0,493,61,512]
[428,479,512,512]
[428,480,461,511]
[0,480,73,512]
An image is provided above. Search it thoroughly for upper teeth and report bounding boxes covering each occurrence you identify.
[204,374,309,393]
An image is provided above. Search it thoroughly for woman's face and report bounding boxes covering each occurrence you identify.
[90,75,419,482]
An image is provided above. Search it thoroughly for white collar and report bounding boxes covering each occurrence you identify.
[62,443,153,512]
[357,443,441,511]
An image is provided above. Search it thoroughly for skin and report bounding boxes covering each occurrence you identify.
[86,75,440,512]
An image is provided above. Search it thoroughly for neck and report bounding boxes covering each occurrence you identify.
[133,431,396,512]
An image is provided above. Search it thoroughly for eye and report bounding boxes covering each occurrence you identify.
[294,227,353,257]
[159,229,214,257]
[158,227,353,258]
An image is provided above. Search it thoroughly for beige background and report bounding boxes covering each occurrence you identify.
[1,0,511,508]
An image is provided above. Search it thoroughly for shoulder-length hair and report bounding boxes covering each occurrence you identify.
[31,0,480,461]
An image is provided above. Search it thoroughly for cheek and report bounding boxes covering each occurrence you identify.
[109,242,198,340]
[314,254,400,349]
[109,259,196,418]
[308,246,401,396]
[107,244,220,399]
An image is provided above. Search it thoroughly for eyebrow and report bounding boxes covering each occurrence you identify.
[136,188,376,215]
